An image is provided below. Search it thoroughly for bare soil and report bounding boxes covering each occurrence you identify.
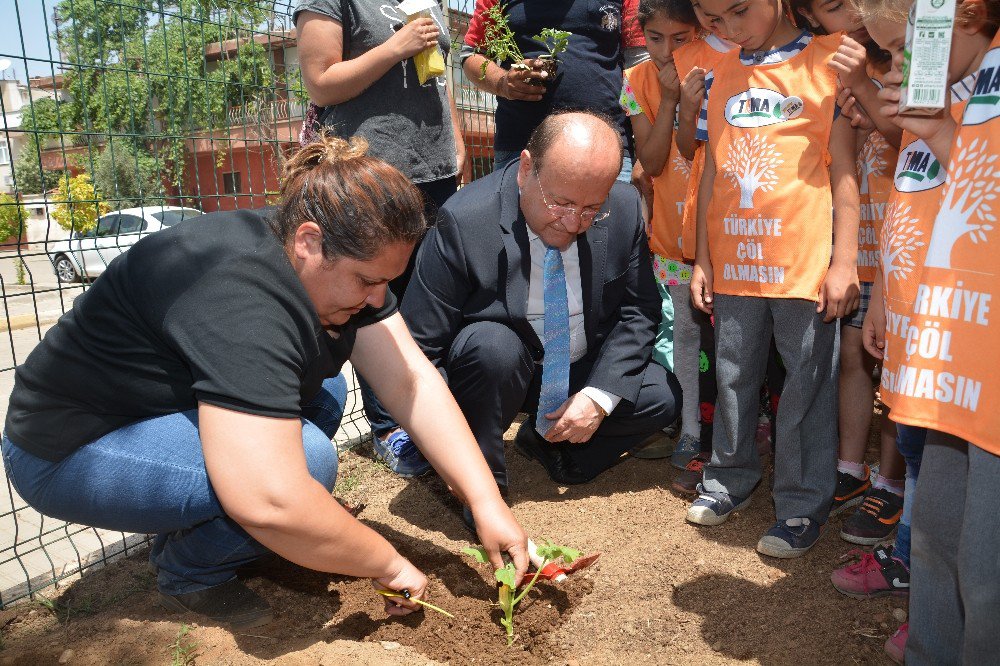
[0,416,900,665]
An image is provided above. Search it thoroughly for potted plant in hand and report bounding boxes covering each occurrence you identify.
[473,4,572,86]
[531,28,572,82]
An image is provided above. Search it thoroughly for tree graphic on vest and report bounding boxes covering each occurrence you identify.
[722,135,783,209]
[881,201,926,282]
[924,136,998,269]
[857,133,888,196]
[672,155,693,178]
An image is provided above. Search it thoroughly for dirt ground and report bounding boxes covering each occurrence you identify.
[0,416,901,665]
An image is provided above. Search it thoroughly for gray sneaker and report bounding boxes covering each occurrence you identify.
[670,434,701,470]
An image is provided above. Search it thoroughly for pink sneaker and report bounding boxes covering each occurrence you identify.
[830,545,910,599]
[884,622,907,664]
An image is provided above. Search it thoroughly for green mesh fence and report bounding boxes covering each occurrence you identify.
[0,0,493,607]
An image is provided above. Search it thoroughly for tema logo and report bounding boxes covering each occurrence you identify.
[895,138,945,193]
[725,88,804,128]
[962,47,1000,126]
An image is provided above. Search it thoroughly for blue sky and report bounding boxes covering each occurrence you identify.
[0,0,60,83]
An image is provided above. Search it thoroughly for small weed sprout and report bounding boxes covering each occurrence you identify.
[168,623,199,666]
[14,258,26,286]
[463,541,581,646]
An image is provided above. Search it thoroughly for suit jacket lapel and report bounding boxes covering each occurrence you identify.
[579,222,607,346]
[498,164,541,349]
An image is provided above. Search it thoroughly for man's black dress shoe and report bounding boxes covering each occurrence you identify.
[514,421,595,485]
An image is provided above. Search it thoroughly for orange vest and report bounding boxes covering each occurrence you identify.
[889,35,1000,454]
[673,35,735,260]
[704,34,840,300]
[856,69,899,282]
[626,61,689,261]
[879,122,963,408]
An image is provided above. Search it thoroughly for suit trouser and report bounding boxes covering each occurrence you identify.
[447,321,679,488]
[703,295,838,523]
[907,431,1000,665]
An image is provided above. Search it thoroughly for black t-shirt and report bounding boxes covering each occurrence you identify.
[4,208,396,462]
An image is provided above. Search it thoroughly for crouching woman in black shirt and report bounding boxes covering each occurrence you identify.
[1,135,528,630]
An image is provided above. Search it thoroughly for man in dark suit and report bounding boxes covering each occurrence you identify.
[375,110,679,491]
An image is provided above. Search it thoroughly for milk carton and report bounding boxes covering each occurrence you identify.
[899,0,956,114]
[397,0,445,85]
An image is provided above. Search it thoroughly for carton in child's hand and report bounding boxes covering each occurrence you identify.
[398,0,446,85]
[899,0,956,115]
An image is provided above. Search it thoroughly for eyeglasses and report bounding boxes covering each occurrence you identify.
[533,168,610,223]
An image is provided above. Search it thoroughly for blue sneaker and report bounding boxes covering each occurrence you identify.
[371,429,431,478]
[686,484,751,526]
[670,434,701,470]
[756,518,823,558]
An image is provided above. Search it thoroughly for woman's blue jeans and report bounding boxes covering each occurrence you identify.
[1,375,347,596]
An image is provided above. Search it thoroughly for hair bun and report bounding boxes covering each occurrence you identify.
[283,132,370,184]
[318,133,369,162]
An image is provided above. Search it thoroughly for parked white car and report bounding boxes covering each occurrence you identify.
[47,206,203,283]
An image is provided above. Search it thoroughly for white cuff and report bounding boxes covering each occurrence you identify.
[580,386,621,416]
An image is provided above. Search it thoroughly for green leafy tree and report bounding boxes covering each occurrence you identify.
[51,174,110,234]
[53,0,279,190]
[93,140,164,208]
[13,148,64,195]
[14,97,67,194]
[0,194,27,242]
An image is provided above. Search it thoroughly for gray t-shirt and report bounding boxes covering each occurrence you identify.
[294,0,457,184]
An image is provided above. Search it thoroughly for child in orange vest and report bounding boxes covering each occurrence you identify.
[626,2,740,477]
[686,0,862,558]
[820,0,995,659]
[789,0,908,548]
[871,0,1000,659]
[620,0,704,470]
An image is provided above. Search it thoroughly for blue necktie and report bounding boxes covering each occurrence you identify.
[536,245,571,436]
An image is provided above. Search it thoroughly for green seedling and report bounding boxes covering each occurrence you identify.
[531,28,572,60]
[473,5,572,79]
[476,3,525,79]
[463,541,581,646]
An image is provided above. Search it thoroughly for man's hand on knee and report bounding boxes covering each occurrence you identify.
[542,393,606,444]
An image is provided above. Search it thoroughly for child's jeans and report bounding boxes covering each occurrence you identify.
[893,423,927,568]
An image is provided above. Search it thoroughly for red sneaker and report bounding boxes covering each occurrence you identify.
[884,622,907,664]
[830,545,909,599]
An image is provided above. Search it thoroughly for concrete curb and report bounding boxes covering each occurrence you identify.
[0,311,63,333]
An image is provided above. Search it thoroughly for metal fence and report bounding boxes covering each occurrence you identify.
[0,0,494,607]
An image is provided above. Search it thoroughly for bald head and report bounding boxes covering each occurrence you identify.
[525,111,623,181]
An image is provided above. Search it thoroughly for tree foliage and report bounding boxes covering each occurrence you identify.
[0,194,27,242]
[49,0,285,192]
[51,174,110,234]
[93,140,164,209]
[13,147,64,195]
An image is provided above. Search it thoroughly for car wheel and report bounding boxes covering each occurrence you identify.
[54,255,80,283]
